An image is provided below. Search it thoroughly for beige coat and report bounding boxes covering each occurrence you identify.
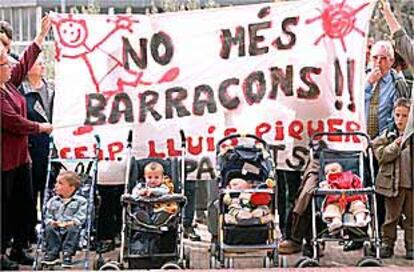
[373,129,402,198]
[293,159,320,215]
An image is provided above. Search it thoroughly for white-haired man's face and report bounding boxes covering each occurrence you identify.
[371,44,393,76]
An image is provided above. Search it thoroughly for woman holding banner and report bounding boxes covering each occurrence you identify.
[1,16,53,270]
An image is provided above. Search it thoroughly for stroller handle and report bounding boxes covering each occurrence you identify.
[216,133,268,154]
[309,131,372,150]
[127,129,133,148]
[179,129,186,148]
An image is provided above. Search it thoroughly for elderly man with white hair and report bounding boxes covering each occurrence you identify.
[365,40,410,141]
[360,39,410,253]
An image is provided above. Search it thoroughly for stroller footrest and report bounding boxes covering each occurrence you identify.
[221,243,277,252]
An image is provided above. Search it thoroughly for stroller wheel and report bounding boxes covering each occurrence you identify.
[297,257,319,268]
[223,257,234,269]
[357,257,382,267]
[271,249,279,267]
[93,255,106,270]
[99,261,121,270]
[263,256,272,268]
[160,262,181,269]
[209,254,217,269]
[294,256,309,267]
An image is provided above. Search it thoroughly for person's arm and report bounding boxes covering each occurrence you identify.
[1,91,39,134]
[71,197,88,226]
[150,184,170,196]
[44,198,56,226]
[393,30,414,68]
[364,81,374,102]
[380,0,402,34]
[380,0,414,67]
[1,91,53,135]
[373,133,401,165]
[10,15,51,87]
[33,15,51,48]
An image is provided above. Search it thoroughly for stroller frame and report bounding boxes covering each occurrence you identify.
[104,130,187,270]
[298,131,382,268]
[33,135,101,271]
[211,133,278,269]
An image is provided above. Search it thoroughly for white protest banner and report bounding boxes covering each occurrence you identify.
[51,0,376,183]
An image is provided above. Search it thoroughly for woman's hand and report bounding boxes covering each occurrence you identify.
[34,15,52,47]
[39,123,53,134]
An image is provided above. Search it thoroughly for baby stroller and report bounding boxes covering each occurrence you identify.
[210,134,278,269]
[295,131,382,267]
[33,135,101,270]
[100,131,188,270]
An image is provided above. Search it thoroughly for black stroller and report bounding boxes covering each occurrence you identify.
[99,131,188,270]
[295,131,382,267]
[33,135,101,270]
[210,134,278,268]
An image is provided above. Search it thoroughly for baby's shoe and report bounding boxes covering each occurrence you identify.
[355,213,371,227]
[328,217,342,232]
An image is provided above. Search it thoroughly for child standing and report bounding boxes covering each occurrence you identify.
[42,171,87,267]
[373,97,413,259]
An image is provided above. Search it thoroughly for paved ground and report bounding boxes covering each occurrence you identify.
[21,223,413,270]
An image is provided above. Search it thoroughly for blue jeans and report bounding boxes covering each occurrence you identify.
[45,225,81,256]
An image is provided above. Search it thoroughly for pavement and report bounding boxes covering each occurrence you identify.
[19,223,413,270]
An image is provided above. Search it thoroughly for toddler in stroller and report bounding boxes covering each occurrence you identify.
[223,178,273,225]
[209,134,278,268]
[119,158,187,269]
[131,162,178,227]
[321,162,370,233]
[41,171,87,268]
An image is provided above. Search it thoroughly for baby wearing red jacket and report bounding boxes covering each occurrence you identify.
[321,162,370,232]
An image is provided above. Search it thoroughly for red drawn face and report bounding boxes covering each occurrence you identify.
[58,18,88,48]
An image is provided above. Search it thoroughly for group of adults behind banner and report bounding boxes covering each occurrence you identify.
[1,0,414,270]
[276,1,414,259]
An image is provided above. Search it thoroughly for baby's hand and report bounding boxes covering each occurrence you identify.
[49,220,59,227]
[138,188,147,196]
[62,221,75,228]
[145,189,153,197]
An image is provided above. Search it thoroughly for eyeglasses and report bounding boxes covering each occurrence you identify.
[372,55,388,62]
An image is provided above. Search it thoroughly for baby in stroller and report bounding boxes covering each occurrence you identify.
[223,178,273,225]
[42,171,87,267]
[130,162,177,226]
[321,162,370,233]
[125,160,183,258]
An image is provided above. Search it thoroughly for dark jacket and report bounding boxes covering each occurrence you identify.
[21,79,54,161]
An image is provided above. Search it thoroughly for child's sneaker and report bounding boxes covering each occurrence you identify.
[61,252,72,268]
